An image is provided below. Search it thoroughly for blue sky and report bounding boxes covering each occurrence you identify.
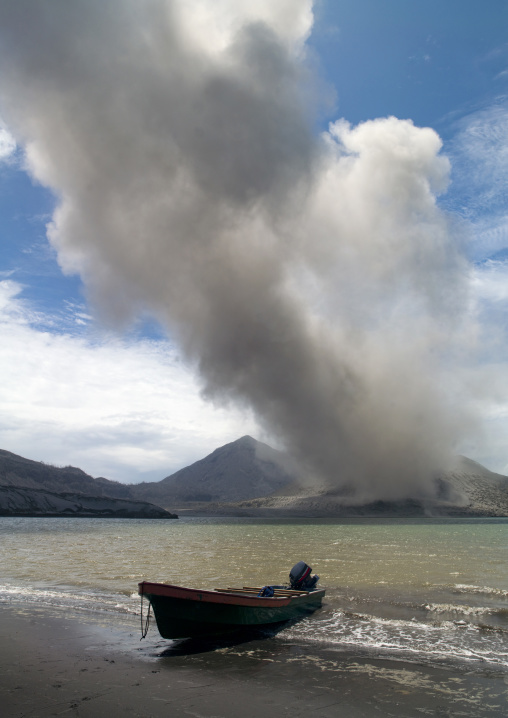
[312,1,508,130]
[0,0,507,485]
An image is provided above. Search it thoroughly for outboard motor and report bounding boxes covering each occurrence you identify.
[289,561,319,591]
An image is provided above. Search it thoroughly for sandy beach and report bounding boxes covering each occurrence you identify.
[1,602,507,718]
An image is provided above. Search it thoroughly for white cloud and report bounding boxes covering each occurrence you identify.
[473,260,508,303]
[175,0,313,54]
[0,281,257,482]
[446,100,508,260]
[457,360,508,474]
[0,122,15,160]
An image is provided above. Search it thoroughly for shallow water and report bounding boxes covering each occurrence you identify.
[1,516,507,670]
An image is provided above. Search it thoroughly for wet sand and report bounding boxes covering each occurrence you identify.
[1,603,507,717]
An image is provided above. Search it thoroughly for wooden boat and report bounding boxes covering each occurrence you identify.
[138,581,326,639]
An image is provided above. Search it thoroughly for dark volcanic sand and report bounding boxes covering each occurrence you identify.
[0,603,506,717]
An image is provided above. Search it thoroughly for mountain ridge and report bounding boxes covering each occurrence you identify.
[0,449,132,498]
[0,449,176,517]
[128,435,296,505]
[1,439,507,517]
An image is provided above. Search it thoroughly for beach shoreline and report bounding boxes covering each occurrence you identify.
[1,601,507,717]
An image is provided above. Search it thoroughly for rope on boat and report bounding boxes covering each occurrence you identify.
[140,590,151,640]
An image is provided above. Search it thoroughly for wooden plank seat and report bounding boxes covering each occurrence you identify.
[214,586,308,597]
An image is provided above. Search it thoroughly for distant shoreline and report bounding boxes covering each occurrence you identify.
[0,512,177,519]
[173,505,508,519]
[1,507,506,519]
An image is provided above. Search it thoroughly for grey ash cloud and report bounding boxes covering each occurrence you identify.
[0,0,475,500]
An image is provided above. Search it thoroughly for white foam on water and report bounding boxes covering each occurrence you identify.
[0,582,139,616]
[454,584,508,599]
[424,603,491,616]
[282,609,508,668]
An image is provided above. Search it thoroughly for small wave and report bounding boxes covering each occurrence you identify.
[453,584,508,599]
[283,609,508,668]
[0,583,139,616]
[424,602,490,616]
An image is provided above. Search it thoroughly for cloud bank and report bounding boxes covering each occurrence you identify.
[0,0,475,499]
[0,280,257,481]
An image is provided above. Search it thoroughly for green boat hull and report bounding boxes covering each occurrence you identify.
[140,583,325,639]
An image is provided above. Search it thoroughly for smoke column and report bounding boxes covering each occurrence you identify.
[0,0,472,500]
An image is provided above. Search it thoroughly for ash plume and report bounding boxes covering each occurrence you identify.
[0,0,474,500]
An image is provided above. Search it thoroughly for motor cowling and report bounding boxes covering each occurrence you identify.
[289,561,319,590]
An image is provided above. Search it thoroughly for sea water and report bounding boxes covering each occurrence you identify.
[1,516,507,669]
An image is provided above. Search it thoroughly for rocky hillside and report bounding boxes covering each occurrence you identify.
[0,449,176,518]
[0,449,131,498]
[0,486,177,518]
[129,435,296,505]
[438,455,508,515]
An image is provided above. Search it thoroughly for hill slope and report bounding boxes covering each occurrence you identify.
[437,455,508,514]
[0,449,176,517]
[0,485,177,518]
[0,449,133,498]
[129,435,296,505]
